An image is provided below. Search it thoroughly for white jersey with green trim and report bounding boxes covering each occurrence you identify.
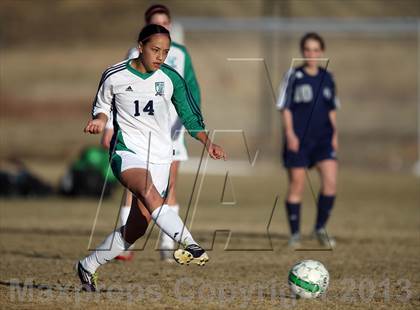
[128,43,187,130]
[92,60,204,164]
[127,43,186,79]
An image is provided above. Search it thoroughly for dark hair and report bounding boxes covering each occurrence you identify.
[145,4,171,24]
[137,24,171,44]
[300,32,325,52]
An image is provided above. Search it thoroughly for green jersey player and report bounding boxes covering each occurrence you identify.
[76,24,226,292]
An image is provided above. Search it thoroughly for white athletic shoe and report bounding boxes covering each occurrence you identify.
[174,244,209,266]
[311,228,336,248]
[288,233,301,248]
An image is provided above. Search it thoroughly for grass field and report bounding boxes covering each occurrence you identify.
[0,167,419,309]
[1,2,419,308]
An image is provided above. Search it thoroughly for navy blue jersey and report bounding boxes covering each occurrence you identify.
[276,66,339,141]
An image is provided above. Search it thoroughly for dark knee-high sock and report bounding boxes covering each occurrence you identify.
[285,201,301,235]
[315,194,335,230]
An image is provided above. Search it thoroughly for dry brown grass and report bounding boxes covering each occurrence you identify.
[0,168,419,309]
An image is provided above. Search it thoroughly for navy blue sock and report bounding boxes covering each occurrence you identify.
[285,201,301,235]
[315,194,335,230]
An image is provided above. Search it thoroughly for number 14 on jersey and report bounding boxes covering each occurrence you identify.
[134,100,155,116]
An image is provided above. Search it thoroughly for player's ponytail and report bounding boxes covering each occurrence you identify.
[137,24,171,45]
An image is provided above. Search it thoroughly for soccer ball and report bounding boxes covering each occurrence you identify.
[288,260,329,299]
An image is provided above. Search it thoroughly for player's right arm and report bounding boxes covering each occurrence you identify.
[85,70,114,135]
[282,110,299,152]
[84,113,107,134]
[276,69,299,152]
[100,126,114,149]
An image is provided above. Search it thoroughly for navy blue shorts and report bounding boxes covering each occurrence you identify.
[283,136,337,168]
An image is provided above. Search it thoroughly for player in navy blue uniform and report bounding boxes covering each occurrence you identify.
[276,33,340,248]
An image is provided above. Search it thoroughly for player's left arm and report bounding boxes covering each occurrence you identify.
[169,70,205,138]
[183,48,201,108]
[329,110,338,151]
[167,67,226,160]
[173,85,226,160]
[328,75,340,151]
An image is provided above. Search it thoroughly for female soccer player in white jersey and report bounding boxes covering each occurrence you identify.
[102,4,201,262]
[276,33,339,248]
[76,24,226,292]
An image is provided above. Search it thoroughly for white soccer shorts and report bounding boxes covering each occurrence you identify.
[110,151,171,198]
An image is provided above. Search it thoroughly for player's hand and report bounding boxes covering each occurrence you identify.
[286,132,300,152]
[207,142,227,160]
[332,132,338,151]
[84,119,106,134]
